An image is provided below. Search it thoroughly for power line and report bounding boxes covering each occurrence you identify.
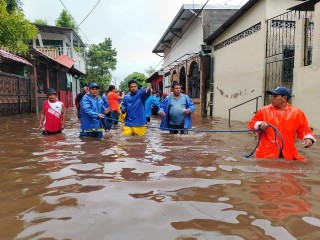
[78,0,101,26]
[58,0,92,45]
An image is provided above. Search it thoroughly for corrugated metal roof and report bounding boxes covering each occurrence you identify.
[152,4,238,53]
[0,50,32,66]
[54,55,75,69]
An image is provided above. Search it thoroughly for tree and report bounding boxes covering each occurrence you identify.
[0,0,38,54]
[85,38,117,90]
[33,19,48,25]
[55,9,78,32]
[5,0,22,13]
[119,72,149,91]
[145,66,155,77]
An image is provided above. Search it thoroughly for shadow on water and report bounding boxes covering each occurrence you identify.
[0,109,320,240]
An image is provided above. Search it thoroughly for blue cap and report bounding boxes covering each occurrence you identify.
[47,88,57,95]
[89,83,99,89]
[266,87,291,98]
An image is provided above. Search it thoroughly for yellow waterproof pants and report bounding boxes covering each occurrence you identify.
[122,126,147,136]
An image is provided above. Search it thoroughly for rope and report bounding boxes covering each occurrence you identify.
[102,115,285,158]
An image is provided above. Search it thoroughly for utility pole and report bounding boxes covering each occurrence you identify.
[114,77,117,88]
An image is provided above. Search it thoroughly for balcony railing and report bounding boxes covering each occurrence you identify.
[35,46,86,73]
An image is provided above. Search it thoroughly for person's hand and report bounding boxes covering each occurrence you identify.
[258,122,269,131]
[98,114,104,119]
[159,111,165,117]
[61,123,65,130]
[105,108,111,114]
[183,109,191,115]
[39,123,43,130]
[302,138,314,148]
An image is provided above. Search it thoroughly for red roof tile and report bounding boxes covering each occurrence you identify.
[0,50,32,66]
[54,55,75,69]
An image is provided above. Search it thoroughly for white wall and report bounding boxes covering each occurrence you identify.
[292,3,320,133]
[163,17,203,69]
[266,0,301,19]
[211,0,266,121]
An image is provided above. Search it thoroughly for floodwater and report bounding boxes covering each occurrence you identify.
[1,109,320,240]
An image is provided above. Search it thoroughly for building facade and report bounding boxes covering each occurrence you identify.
[204,0,313,125]
[153,4,238,117]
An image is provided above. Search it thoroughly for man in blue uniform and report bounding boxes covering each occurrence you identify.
[159,83,196,134]
[121,80,152,136]
[80,83,110,138]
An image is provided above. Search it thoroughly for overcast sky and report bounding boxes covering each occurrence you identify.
[21,0,247,86]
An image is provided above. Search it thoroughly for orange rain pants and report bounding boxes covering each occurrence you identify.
[248,104,315,161]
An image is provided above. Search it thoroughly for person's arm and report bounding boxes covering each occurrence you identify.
[141,87,152,101]
[61,103,66,129]
[296,110,316,148]
[81,96,102,119]
[184,96,196,115]
[158,96,168,117]
[120,96,128,114]
[39,108,45,129]
[248,110,268,130]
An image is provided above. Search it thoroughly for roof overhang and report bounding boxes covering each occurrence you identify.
[205,0,260,45]
[29,48,85,76]
[146,71,164,83]
[35,24,86,48]
[55,55,76,69]
[153,4,234,54]
[0,50,32,66]
[288,0,320,11]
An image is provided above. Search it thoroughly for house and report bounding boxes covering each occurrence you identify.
[204,0,320,131]
[146,71,164,93]
[152,4,238,117]
[30,24,86,112]
[0,49,33,116]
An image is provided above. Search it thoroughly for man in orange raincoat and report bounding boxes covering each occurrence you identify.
[248,87,316,161]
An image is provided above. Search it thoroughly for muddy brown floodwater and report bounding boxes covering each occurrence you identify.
[1,109,320,240]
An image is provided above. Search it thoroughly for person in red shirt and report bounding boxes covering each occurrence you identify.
[39,88,66,135]
[107,85,124,126]
[248,87,315,161]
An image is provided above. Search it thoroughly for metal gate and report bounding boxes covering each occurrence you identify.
[0,72,31,117]
[265,10,314,104]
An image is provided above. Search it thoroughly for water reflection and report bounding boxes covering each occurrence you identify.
[251,173,311,220]
[1,110,320,240]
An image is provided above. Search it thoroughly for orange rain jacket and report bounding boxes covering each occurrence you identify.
[248,104,315,161]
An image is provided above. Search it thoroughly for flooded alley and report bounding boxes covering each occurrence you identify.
[1,109,320,240]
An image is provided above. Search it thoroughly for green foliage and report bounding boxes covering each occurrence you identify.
[5,0,22,14]
[0,0,38,54]
[85,38,117,90]
[33,19,48,25]
[55,9,78,31]
[119,72,149,92]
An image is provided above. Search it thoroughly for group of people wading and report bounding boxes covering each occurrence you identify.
[39,83,316,161]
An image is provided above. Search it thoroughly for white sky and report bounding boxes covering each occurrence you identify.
[21,0,248,86]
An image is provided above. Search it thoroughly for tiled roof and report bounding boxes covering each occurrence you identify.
[54,55,75,69]
[0,50,32,66]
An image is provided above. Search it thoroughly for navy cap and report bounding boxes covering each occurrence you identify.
[266,87,291,98]
[47,88,57,95]
[89,83,99,89]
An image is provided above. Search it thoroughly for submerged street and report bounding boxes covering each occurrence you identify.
[1,109,320,240]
